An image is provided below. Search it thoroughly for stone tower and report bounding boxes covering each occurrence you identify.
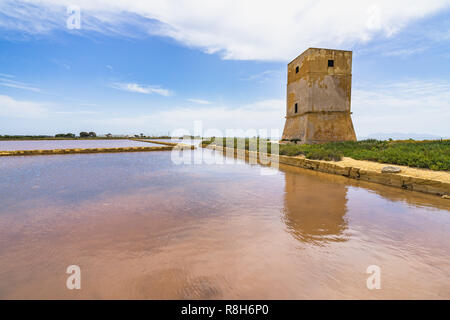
[282,48,356,143]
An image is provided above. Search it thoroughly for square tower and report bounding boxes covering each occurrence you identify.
[282,48,356,143]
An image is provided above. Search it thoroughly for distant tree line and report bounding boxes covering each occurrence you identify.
[0,135,53,140]
[0,132,190,140]
[79,131,97,138]
[54,132,100,138]
[55,133,76,138]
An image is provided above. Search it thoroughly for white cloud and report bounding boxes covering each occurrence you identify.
[187,98,211,105]
[0,95,48,118]
[2,80,448,137]
[353,80,450,136]
[111,82,172,96]
[240,70,283,82]
[1,1,449,60]
[383,47,428,57]
[0,77,41,92]
[55,110,99,115]
[0,95,103,120]
[79,102,100,107]
[86,80,450,137]
[84,99,285,135]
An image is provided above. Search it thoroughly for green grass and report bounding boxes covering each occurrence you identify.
[202,138,450,171]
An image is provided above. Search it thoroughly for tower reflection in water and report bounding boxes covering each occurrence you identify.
[282,168,350,245]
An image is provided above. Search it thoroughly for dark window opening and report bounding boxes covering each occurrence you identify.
[328,60,334,67]
[295,66,299,73]
[294,103,298,113]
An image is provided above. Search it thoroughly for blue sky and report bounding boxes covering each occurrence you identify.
[0,0,449,138]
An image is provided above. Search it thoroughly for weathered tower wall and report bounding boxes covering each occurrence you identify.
[282,48,357,143]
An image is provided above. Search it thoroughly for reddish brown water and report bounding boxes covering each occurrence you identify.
[0,139,159,151]
[0,149,449,299]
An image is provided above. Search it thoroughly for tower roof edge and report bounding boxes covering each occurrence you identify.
[288,48,352,65]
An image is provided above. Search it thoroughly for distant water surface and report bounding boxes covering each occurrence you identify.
[0,139,160,150]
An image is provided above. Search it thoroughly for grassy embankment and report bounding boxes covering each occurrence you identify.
[202,138,450,171]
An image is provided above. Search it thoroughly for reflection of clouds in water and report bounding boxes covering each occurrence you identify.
[282,170,349,245]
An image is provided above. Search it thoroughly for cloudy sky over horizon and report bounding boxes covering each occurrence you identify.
[0,0,449,137]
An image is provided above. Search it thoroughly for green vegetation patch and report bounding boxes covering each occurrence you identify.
[202,138,450,171]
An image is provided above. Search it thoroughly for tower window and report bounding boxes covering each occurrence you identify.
[328,60,334,67]
[295,66,299,73]
[294,103,298,113]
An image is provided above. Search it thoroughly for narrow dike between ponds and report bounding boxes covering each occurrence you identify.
[0,140,194,157]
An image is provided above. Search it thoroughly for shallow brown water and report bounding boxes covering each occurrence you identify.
[0,149,449,299]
